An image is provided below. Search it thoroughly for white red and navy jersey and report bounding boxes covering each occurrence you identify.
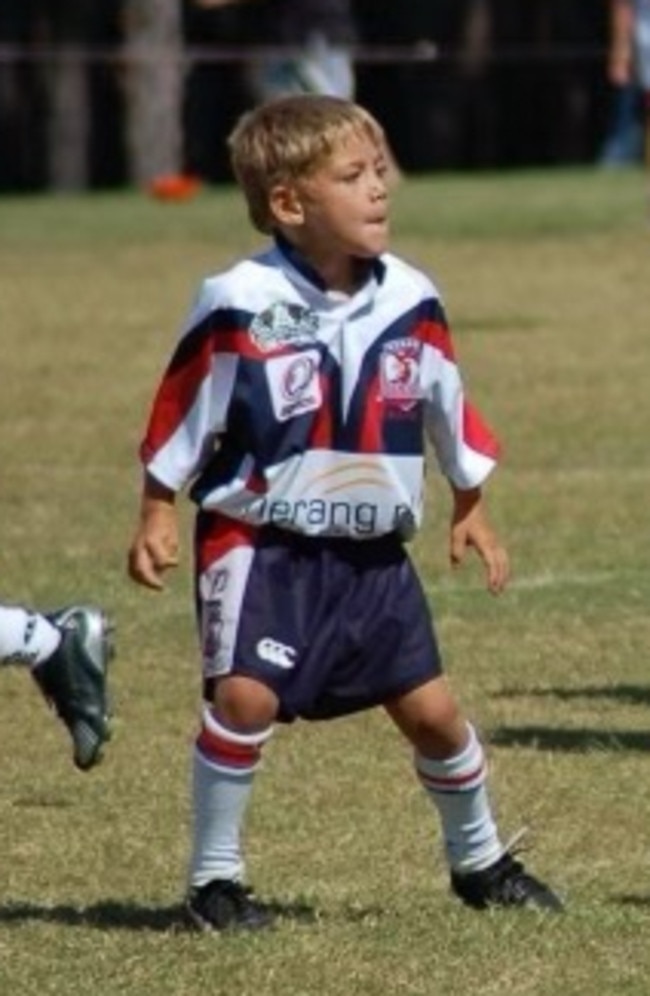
[140,241,500,540]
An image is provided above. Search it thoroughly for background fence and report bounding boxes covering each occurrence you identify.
[0,0,625,191]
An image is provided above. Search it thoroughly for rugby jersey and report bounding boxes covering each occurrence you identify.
[140,241,500,540]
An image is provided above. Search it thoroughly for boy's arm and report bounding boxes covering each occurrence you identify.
[128,474,180,591]
[448,484,509,595]
[608,0,635,85]
[418,296,507,591]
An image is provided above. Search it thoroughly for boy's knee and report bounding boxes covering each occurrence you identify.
[212,674,279,732]
[386,678,468,757]
[409,714,468,759]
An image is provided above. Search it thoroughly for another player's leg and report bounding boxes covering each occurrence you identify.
[386,678,563,912]
[34,605,113,770]
[0,604,61,665]
[0,603,114,770]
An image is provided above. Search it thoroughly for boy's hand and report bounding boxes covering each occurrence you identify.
[127,478,180,590]
[449,486,510,595]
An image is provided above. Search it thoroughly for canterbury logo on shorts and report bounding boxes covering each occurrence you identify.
[256,637,297,670]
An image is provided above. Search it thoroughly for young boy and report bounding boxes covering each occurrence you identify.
[0,602,113,770]
[128,95,562,930]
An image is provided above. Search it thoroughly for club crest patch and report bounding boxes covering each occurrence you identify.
[250,301,319,352]
[380,339,423,410]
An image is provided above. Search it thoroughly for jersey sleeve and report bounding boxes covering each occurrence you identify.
[419,298,501,489]
[139,278,239,492]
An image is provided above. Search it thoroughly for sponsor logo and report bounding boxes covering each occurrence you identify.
[250,301,319,352]
[256,637,297,670]
[203,600,224,661]
[254,496,416,537]
[380,338,423,410]
[200,565,231,668]
[199,567,229,601]
[283,354,315,399]
[246,460,422,537]
[267,349,322,421]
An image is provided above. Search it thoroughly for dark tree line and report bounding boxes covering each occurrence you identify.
[0,0,612,191]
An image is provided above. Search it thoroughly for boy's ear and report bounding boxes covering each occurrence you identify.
[269,183,304,228]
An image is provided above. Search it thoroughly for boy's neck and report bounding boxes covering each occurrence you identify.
[274,232,379,296]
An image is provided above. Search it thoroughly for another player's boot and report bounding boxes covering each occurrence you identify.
[186,880,275,932]
[32,605,114,771]
[451,851,564,912]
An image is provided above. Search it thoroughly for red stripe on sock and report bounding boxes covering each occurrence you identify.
[417,761,485,791]
[197,726,260,770]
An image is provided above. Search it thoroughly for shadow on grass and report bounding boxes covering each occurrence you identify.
[489,726,650,753]
[615,895,650,908]
[0,897,318,932]
[497,684,650,707]
[0,901,183,932]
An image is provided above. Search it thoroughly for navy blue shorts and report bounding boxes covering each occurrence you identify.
[195,513,442,723]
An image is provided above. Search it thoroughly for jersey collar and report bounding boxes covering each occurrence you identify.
[272,231,386,293]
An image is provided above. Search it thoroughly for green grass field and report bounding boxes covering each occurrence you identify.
[1,167,650,995]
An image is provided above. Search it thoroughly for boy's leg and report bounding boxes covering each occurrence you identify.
[386,677,563,911]
[186,675,278,932]
[386,677,503,873]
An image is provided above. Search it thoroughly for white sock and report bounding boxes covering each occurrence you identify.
[415,722,503,874]
[0,606,61,666]
[188,707,273,889]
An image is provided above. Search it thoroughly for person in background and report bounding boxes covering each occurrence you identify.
[188,0,400,180]
[128,93,563,932]
[192,0,357,101]
[607,0,650,167]
[598,80,643,166]
[0,603,113,770]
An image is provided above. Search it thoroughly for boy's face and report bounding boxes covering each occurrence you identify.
[271,130,390,262]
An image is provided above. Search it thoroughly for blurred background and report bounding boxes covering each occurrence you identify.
[0,0,634,193]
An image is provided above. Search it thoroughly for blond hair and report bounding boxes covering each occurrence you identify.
[228,95,386,234]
